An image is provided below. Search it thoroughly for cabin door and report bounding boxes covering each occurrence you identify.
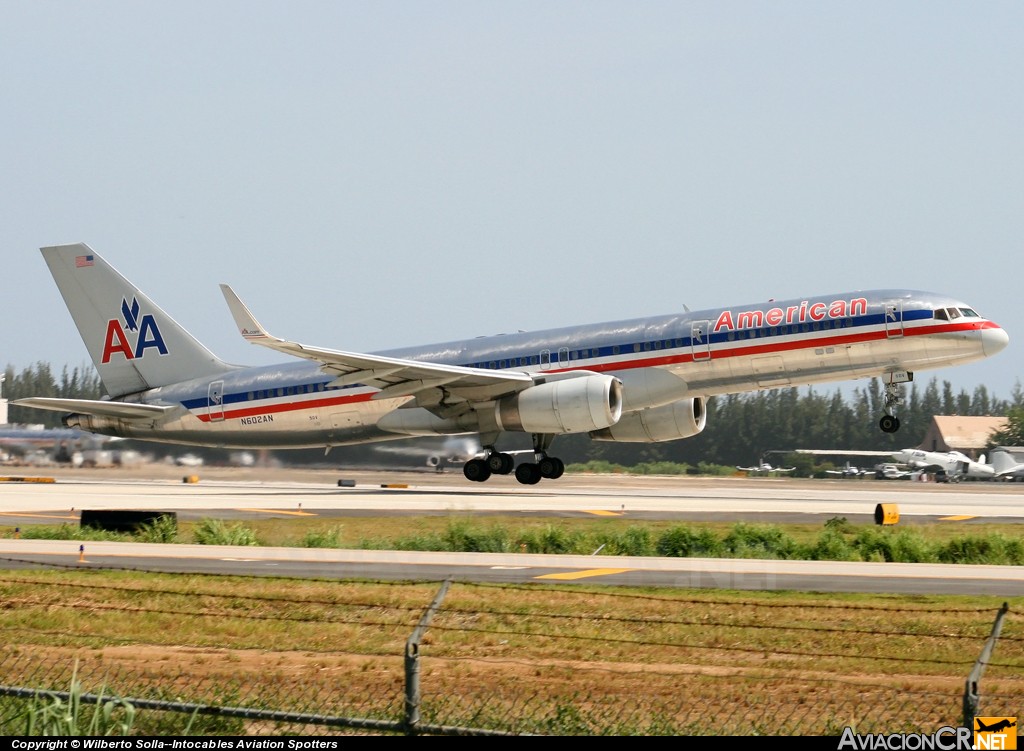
[690,320,711,361]
[885,302,904,338]
[208,380,225,422]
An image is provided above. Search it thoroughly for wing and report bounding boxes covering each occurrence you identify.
[12,397,175,420]
[220,285,535,411]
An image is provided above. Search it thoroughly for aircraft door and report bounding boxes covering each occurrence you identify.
[885,303,904,338]
[690,320,711,361]
[208,380,225,422]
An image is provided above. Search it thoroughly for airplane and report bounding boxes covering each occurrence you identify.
[891,448,1024,482]
[824,461,871,478]
[13,243,1010,485]
[988,446,1024,481]
[736,462,795,474]
[372,435,484,471]
[0,423,123,466]
[976,719,1016,733]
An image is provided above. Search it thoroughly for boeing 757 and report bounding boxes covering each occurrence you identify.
[15,244,1010,484]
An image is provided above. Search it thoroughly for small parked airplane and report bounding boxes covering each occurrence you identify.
[824,461,871,478]
[15,243,1010,484]
[736,462,795,474]
[892,448,1024,482]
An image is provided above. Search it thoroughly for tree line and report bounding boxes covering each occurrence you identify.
[3,362,102,427]
[4,361,1023,468]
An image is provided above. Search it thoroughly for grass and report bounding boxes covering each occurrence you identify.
[9,513,1022,563]
[0,568,1019,735]
[1,509,1022,733]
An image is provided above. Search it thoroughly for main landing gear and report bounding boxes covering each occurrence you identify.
[879,379,904,434]
[462,452,566,484]
[462,434,566,485]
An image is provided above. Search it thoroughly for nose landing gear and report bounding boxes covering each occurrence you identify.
[879,375,908,433]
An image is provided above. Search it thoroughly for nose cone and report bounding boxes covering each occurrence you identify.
[982,325,1010,357]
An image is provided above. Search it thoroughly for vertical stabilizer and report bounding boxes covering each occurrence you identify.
[41,243,235,397]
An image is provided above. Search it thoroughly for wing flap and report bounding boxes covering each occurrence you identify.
[219,284,534,402]
[13,397,175,421]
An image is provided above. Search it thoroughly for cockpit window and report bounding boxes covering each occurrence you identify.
[958,307,980,318]
[933,309,949,321]
[948,308,962,320]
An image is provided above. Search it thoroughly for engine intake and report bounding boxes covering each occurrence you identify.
[495,374,623,434]
[589,397,706,442]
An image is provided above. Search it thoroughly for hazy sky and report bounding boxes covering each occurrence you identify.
[2,2,1022,403]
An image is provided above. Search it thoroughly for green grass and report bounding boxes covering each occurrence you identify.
[4,514,1024,564]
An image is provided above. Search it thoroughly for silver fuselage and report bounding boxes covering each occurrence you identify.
[72,288,1007,449]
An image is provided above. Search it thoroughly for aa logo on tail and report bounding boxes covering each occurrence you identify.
[974,717,1017,750]
[101,296,169,363]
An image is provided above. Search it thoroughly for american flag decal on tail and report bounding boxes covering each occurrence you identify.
[75,254,94,267]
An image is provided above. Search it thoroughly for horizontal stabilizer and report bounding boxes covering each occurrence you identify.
[13,397,175,420]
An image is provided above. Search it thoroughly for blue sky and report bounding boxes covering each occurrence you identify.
[2,2,1021,402]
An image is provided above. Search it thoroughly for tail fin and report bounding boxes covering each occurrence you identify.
[41,243,235,397]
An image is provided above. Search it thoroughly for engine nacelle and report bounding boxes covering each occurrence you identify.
[495,374,623,434]
[589,397,706,443]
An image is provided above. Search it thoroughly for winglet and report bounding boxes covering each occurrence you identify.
[219,284,278,344]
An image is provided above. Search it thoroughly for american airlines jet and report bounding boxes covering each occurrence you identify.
[15,244,1009,485]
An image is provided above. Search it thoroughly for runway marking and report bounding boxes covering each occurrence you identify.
[0,476,56,483]
[538,568,633,581]
[938,515,977,521]
[235,508,317,516]
[585,510,625,516]
[0,512,78,520]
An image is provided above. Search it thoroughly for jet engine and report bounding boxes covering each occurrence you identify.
[494,374,623,434]
[589,397,706,442]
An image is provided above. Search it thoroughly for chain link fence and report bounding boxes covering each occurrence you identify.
[0,572,1018,735]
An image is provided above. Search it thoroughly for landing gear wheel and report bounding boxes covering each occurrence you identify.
[880,379,905,434]
[879,415,900,434]
[539,456,564,479]
[515,463,542,485]
[487,452,514,474]
[463,458,492,482]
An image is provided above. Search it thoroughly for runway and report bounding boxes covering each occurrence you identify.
[2,466,1023,595]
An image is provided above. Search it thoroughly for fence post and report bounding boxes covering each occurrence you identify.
[962,602,1010,730]
[404,579,452,736]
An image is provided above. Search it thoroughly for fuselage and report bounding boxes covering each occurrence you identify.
[67,288,1007,448]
